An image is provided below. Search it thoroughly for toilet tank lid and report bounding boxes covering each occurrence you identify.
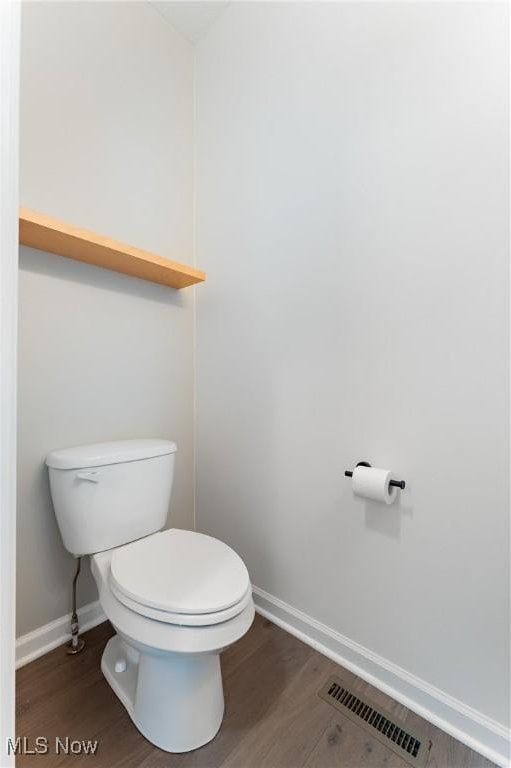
[46,439,177,470]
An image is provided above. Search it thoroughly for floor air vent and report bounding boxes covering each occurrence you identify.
[319,676,431,767]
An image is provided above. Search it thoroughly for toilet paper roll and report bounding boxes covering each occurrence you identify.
[351,465,397,504]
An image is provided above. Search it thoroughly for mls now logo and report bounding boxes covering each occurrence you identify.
[7,736,99,755]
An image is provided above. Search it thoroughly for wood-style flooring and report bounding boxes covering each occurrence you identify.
[16,615,496,768]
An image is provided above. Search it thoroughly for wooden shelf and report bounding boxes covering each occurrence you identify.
[19,208,206,289]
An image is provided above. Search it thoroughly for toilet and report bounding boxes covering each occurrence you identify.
[46,438,254,753]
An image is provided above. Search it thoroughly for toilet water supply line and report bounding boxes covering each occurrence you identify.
[67,557,85,655]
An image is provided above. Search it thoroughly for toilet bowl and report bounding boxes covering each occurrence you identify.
[91,529,254,752]
[46,439,254,753]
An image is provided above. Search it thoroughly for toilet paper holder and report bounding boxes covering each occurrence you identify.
[344,461,406,490]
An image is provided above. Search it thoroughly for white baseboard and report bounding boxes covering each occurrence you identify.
[16,600,106,670]
[252,586,511,768]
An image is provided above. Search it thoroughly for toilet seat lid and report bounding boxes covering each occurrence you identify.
[110,529,250,615]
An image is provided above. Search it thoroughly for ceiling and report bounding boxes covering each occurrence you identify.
[150,2,229,44]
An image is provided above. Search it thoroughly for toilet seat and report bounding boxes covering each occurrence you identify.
[110,581,253,626]
[109,529,251,627]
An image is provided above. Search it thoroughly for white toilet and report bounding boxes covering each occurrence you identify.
[46,438,254,753]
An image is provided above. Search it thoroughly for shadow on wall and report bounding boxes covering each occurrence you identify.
[362,494,414,540]
[20,246,188,308]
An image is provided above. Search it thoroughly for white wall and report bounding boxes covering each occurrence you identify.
[18,1,195,637]
[1,2,20,762]
[196,0,509,739]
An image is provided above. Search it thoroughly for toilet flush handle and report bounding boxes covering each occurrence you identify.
[76,470,100,483]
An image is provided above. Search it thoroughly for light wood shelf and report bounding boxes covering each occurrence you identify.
[19,208,206,289]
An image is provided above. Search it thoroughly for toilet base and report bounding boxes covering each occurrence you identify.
[101,634,224,753]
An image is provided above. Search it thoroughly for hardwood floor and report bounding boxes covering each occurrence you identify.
[16,615,496,768]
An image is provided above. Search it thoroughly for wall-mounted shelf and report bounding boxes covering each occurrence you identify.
[19,208,206,289]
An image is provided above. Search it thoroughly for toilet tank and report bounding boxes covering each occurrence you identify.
[46,439,177,556]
